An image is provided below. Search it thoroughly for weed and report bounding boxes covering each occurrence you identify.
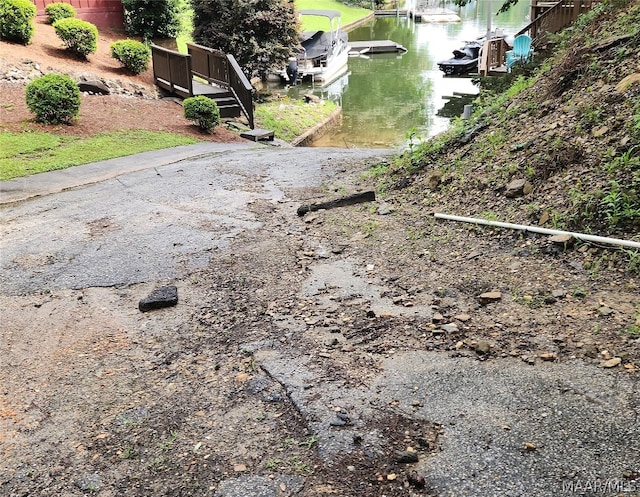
[624,325,640,337]
[572,286,588,298]
[300,434,318,449]
[157,431,178,451]
[120,444,136,459]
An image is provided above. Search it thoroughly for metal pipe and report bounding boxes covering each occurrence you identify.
[434,213,640,249]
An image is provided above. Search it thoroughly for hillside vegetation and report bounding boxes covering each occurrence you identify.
[389,0,639,248]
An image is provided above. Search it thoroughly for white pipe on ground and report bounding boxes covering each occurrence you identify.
[434,213,640,249]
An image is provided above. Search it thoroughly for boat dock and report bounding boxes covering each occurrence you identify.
[348,40,407,55]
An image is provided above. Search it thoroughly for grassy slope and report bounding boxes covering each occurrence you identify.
[386,0,640,244]
[295,0,372,30]
[0,131,196,181]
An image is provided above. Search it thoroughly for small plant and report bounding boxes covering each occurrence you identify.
[25,74,81,124]
[53,17,98,58]
[0,0,37,44]
[183,96,220,132]
[45,2,76,24]
[110,39,151,75]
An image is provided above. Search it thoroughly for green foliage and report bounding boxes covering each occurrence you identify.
[183,96,220,132]
[110,39,151,74]
[53,18,98,58]
[601,179,640,229]
[0,130,197,180]
[122,0,181,40]
[45,2,76,24]
[25,74,81,124]
[192,0,299,78]
[0,0,36,44]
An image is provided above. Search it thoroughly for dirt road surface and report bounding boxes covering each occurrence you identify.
[1,145,638,497]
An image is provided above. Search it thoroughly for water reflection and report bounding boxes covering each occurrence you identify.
[275,1,530,148]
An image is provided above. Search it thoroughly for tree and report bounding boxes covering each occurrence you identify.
[192,0,299,79]
[121,0,181,40]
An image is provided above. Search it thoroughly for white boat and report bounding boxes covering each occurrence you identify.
[278,9,350,85]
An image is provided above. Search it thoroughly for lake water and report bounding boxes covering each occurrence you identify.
[277,1,531,148]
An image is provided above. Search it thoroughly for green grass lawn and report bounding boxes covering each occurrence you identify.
[0,130,197,181]
[296,0,372,30]
[255,97,337,142]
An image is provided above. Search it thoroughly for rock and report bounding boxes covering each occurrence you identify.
[478,291,501,305]
[427,169,442,189]
[139,285,178,312]
[395,450,419,463]
[602,357,621,368]
[377,203,393,215]
[505,178,532,198]
[597,306,613,316]
[475,341,491,354]
[592,126,609,137]
[75,473,102,492]
[539,352,557,361]
[407,471,426,489]
[454,313,471,322]
[303,93,321,104]
[77,79,110,95]
[440,323,459,333]
[549,234,575,247]
[551,289,566,299]
[616,73,640,93]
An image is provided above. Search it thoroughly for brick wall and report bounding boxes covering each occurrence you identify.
[33,0,124,30]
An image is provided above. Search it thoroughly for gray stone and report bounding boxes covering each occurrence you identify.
[138,285,178,312]
[440,323,459,333]
[475,341,491,354]
[75,473,102,492]
[505,178,533,198]
[77,79,110,95]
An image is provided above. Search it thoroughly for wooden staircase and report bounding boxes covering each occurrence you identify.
[151,43,254,128]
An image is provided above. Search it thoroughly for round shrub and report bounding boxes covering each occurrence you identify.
[53,17,98,58]
[183,96,220,133]
[26,73,81,124]
[110,39,151,75]
[0,0,37,44]
[45,2,76,24]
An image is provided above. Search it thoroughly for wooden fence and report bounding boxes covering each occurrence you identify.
[516,0,600,45]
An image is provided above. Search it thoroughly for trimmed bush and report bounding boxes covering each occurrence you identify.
[26,73,81,124]
[110,39,151,75]
[53,17,98,58]
[0,0,37,44]
[45,2,76,24]
[183,96,220,133]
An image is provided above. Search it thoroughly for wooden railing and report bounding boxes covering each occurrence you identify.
[226,54,254,130]
[515,0,599,45]
[187,43,254,129]
[479,37,509,76]
[151,43,254,129]
[151,45,193,99]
